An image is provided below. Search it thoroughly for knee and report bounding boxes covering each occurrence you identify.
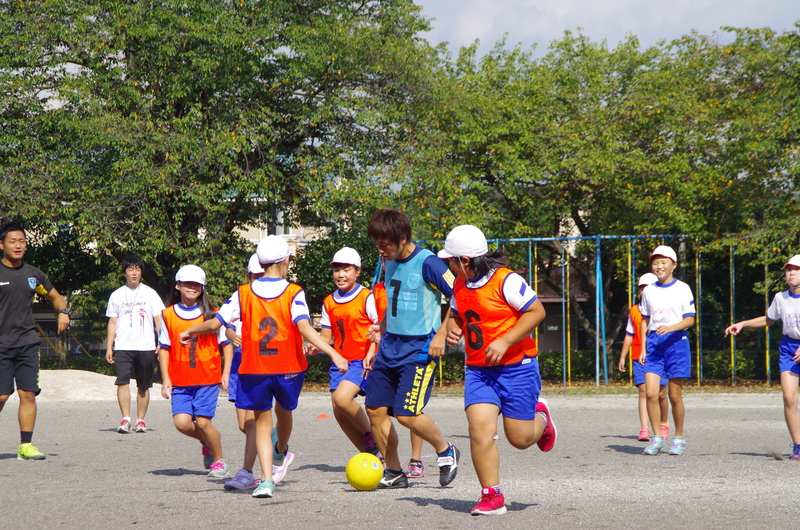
[506,433,535,450]
[395,415,414,429]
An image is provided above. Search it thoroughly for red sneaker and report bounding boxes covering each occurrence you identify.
[471,487,507,516]
[536,398,557,452]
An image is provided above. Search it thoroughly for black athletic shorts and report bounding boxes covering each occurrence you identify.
[113,350,157,389]
[0,342,41,396]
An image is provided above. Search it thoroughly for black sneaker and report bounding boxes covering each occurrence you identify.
[437,443,460,486]
[377,470,409,489]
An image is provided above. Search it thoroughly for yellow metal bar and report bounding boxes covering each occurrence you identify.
[534,243,539,346]
[566,251,572,387]
[695,241,701,386]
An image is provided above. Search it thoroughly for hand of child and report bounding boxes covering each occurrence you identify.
[221,372,229,392]
[331,352,349,373]
[428,333,446,358]
[179,331,192,345]
[618,358,627,372]
[724,323,742,337]
[362,352,375,378]
[367,324,381,344]
[638,352,646,366]
[446,327,463,347]
[793,346,800,363]
[484,339,509,365]
[232,335,242,347]
[105,350,115,364]
[654,325,672,335]
[304,343,321,356]
[161,380,172,399]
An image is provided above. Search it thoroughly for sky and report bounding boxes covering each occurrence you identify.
[417,0,799,57]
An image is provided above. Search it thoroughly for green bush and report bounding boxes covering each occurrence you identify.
[40,355,116,376]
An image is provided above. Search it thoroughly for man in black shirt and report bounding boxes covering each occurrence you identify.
[0,222,70,460]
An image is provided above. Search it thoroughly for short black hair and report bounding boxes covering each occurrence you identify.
[121,255,145,274]
[367,209,412,246]
[0,221,26,242]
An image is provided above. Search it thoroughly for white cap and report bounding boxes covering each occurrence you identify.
[256,235,291,264]
[437,225,489,259]
[330,247,361,268]
[784,255,800,269]
[175,264,206,285]
[649,245,677,263]
[247,253,265,274]
[638,273,658,287]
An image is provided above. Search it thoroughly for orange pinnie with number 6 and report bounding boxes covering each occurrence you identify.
[453,267,538,366]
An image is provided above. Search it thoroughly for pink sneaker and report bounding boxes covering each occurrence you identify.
[536,398,557,452]
[660,423,670,439]
[471,487,507,516]
[407,459,425,478]
[638,428,650,442]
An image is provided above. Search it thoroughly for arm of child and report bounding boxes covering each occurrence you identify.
[224,326,242,347]
[484,298,546,366]
[296,319,349,372]
[180,318,223,344]
[158,348,171,399]
[428,310,451,358]
[724,315,772,336]
[655,315,695,335]
[221,343,233,392]
[639,317,649,366]
[362,341,377,377]
[306,328,332,355]
[619,334,633,372]
[445,310,464,348]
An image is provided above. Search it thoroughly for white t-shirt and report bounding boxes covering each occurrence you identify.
[216,277,311,328]
[106,283,165,351]
[319,284,379,329]
[157,304,229,348]
[449,268,538,314]
[766,290,800,340]
[639,278,695,331]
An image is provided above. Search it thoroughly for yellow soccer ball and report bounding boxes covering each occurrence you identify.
[345,452,383,491]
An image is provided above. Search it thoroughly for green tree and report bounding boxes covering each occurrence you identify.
[0,0,435,303]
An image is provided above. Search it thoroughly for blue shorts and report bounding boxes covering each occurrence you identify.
[171,384,220,418]
[464,357,541,420]
[364,357,438,416]
[633,360,666,386]
[329,359,368,394]
[644,331,691,379]
[778,336,800,375]
[228,348,242,403]
[236,373,305,412]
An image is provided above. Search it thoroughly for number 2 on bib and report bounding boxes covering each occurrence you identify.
[259,317,279,356]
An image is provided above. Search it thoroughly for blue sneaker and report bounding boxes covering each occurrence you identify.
[252,478,275,498]
[668,437,686,456]
[225,469,257,490]
[790,443,800,460]
[207,459,229,478]
[643,436,666,455]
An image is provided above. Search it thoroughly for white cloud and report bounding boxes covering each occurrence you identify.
[418,0,799,55]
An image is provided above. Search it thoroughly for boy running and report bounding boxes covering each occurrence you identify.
[364,209,459,489]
